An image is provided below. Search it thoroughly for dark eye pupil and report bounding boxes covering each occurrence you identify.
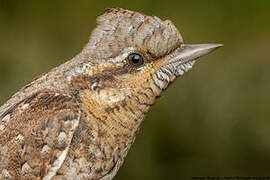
[132,54,141,63]
[128,53,144,68]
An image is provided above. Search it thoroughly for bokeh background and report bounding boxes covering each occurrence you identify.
[0,0,269,179]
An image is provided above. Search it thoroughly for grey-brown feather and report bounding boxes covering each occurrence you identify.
[0,91,80,180]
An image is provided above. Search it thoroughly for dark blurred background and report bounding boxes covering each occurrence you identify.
[0,0,269,179]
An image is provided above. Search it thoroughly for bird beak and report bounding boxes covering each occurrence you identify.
[165,43,223,65]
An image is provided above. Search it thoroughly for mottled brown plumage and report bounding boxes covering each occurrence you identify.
[0,8,222,180]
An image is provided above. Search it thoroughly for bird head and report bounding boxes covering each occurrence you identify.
[76,8,222,126]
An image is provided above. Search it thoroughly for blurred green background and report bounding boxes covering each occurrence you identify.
[0,0,270,179]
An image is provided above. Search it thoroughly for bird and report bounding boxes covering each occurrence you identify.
[0,8,222,180]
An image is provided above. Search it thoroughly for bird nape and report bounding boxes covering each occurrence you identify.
[0,8,222,180]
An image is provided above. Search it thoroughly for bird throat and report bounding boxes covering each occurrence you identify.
[80,82,158,142]
[78,71,163,158]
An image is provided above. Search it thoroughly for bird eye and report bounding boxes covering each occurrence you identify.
[127,53,144,68]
